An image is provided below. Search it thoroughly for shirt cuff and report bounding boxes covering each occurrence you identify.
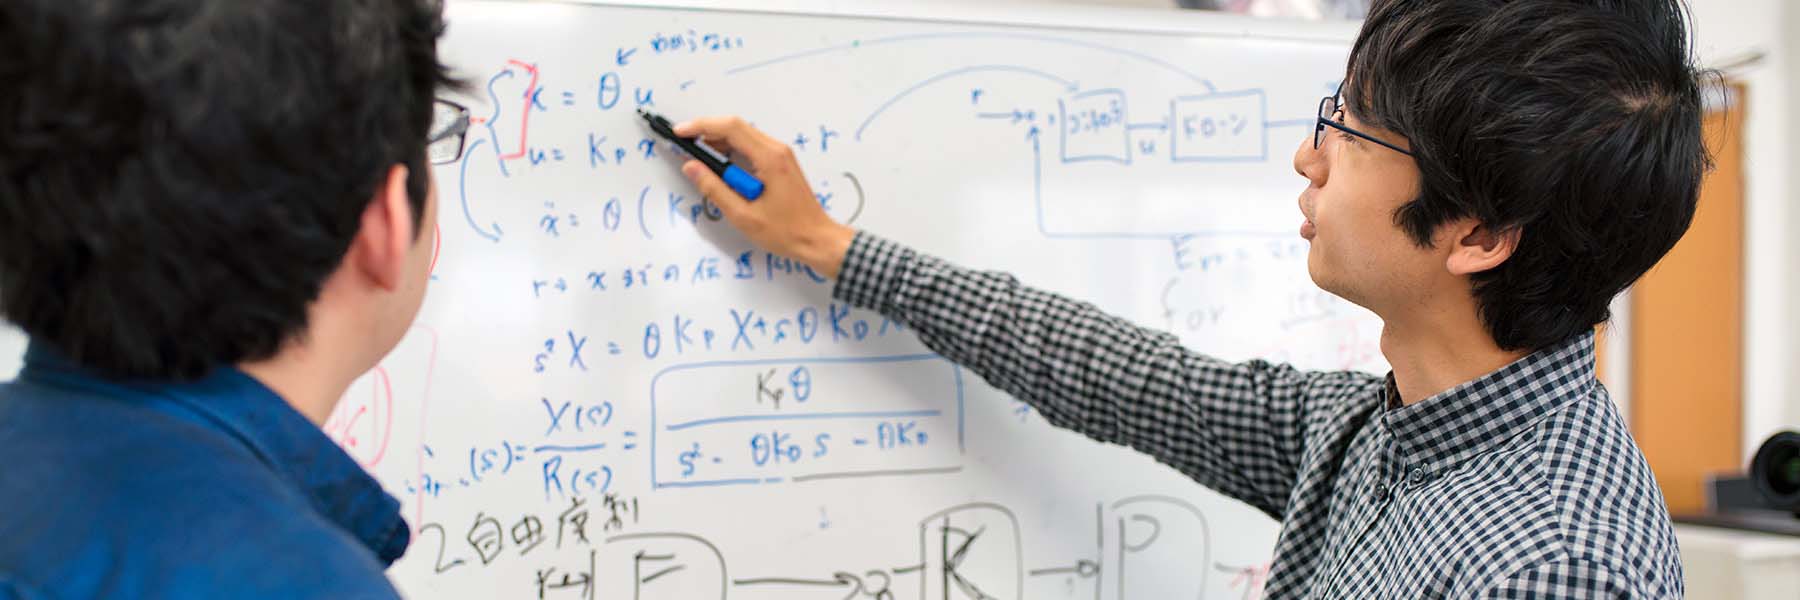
[831,230,914,314]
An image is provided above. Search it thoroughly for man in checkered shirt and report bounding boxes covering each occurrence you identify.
[676,0,1705,597]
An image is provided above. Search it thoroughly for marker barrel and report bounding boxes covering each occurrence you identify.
[722,164,765,201]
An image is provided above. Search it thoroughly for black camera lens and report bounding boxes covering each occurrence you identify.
[1751,431,1800,510]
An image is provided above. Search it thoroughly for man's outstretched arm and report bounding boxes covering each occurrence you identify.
[671,115,1381,517]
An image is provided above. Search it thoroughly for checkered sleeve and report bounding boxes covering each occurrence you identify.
[833,231,1369,517]
[1481,559,1656,599]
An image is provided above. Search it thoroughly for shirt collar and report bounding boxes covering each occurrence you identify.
[1382,332,1598,469]
[19,343,410,564]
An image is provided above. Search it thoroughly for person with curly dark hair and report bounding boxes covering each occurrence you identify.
[0,1,461,597]
[674,1,1707,597]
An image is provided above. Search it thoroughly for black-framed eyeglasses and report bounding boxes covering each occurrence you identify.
[427,99,471,165]
[1315,93,1414,157]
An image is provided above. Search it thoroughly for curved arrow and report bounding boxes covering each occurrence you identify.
[457,138,503,242]
[726,31,1219,92]
[856,65,1076,141]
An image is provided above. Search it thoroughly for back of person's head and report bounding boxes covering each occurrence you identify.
[1348,0,1709,351]
[0,0,455,379]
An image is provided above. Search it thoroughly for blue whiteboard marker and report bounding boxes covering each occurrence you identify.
[638,109,765,201]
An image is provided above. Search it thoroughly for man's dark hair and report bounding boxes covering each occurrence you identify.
[1347,0,1711,351]
[0,0,456,379]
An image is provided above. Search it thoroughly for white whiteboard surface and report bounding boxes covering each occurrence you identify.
[345,1,1386,598]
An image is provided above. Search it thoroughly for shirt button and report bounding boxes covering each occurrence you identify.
[1407,466,1427,487]
[1373,483,1389,501]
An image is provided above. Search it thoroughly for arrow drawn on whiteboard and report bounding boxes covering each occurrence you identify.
[1030,125,1050,237]
[856,65,1078,141]
[457,138,503,242]
[1025,115,1286,240]
[724,31,1215,93]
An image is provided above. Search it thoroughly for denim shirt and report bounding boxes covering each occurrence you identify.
[0,344,409,599]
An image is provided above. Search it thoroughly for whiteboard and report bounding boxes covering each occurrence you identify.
[336,1,1386,598]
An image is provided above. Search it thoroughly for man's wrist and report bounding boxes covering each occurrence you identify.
[800,224,856,279]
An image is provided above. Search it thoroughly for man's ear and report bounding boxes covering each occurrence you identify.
[349,165,415,291]
[1443,218,1521,276]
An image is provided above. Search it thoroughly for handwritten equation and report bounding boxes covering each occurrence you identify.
[370,5,1372,599]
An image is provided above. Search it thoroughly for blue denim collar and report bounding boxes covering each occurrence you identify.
[19,342,410,564]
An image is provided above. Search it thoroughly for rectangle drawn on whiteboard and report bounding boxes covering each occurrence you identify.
[1059,89,1132,164]
[1170,89,1268,162]
[650,354,965,489]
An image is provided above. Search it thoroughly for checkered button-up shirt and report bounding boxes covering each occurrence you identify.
[835,233,1682,599]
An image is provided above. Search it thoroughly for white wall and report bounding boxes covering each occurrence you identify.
[1685,0,1797,460]
[1768,0,1800,460]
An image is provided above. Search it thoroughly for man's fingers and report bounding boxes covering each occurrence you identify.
[680,160,750,217]
[693,135,736,157]
[670,115,730,137]
[672,116,752,159]
[674,116,789,168]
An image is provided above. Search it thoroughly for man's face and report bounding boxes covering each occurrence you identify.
[1291,99,1441,316]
